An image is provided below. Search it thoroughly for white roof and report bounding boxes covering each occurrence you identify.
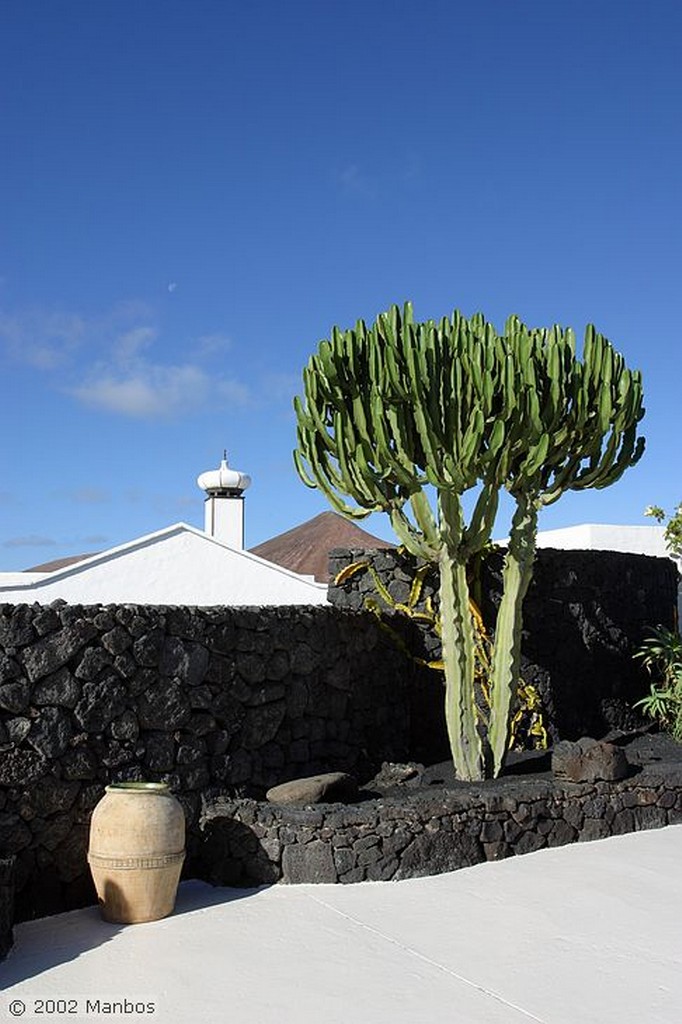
[0,523,328,606]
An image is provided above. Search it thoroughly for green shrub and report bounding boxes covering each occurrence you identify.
[633,626,682,740]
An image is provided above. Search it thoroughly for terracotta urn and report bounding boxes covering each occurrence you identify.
[88,782,185,924]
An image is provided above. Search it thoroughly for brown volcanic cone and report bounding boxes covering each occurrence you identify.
[250,511,393,582]
[26,552,99,572]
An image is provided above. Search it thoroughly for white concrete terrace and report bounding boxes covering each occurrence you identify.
[3,825,681,1024]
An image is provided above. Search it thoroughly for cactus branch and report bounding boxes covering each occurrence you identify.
[487,494,539,777]
[438,537,483,780]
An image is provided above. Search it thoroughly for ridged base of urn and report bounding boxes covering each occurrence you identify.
[88,853,185,924]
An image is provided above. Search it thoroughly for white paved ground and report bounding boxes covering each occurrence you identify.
[2,825,681,1024]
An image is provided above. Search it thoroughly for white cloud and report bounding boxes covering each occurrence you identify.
[72,318,250,417]
[71,365,202,418]
[194,332,233,357]
[70,363,250,418]
[0,310,86,368]
[0,302,155,370]
[114,326,158,364]
[1,301,251,419]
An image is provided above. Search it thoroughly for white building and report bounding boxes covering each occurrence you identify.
[0,455,328,607]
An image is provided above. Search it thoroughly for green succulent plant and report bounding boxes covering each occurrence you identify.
[644,502,682,560]
[634,503,682,736]
[633,626,682,740]
[294,302,645,780]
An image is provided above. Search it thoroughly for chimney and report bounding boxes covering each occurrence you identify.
[196,451,251,549]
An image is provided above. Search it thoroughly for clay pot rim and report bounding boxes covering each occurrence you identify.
[105,782,170,794]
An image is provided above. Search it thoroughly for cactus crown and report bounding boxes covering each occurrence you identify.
[294,301,645,547]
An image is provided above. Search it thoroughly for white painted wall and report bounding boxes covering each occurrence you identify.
[0,524,328,607]
[533,524,671,558]
[203,494,245,549]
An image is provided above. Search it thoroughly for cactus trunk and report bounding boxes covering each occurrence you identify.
[439,544,484,781]
[487,494,539,777]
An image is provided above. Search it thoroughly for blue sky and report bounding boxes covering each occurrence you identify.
[1,0,680,570]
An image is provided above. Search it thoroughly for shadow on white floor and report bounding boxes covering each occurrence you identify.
[2,826,681,1024]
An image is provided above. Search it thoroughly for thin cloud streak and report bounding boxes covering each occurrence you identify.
[4,534,57,548]
[337,163,375,198]
[62,487,111,505]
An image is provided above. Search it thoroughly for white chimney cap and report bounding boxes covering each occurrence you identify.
[197,452,251,495]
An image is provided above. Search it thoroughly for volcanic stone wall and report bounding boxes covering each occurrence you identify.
[0,603,413,921]
[199,752,682,886]
[0,546,677,931]
[329,546,679,757]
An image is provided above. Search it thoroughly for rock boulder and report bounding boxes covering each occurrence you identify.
[266,771,357,805]
[552,737,629,783]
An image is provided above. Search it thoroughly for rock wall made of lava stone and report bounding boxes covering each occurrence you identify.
[198,754,682,886]
[0,544,677,930]
[328,546,679,760]
[0,603,415,922]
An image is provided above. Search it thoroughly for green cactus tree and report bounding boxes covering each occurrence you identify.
[294,303,645,780]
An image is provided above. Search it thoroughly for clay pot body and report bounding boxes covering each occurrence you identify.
[88,782,185,924]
